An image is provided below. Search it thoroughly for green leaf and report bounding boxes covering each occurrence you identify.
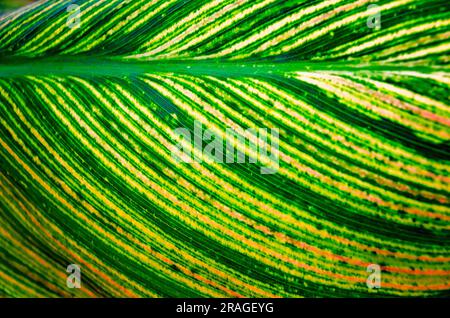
[0,0,449,298]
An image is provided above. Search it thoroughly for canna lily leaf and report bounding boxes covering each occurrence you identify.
[0,0,449,298]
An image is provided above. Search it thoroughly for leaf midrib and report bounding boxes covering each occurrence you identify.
[0,56,446,78]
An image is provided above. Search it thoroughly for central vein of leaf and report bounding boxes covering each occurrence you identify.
[0,57,443,78]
